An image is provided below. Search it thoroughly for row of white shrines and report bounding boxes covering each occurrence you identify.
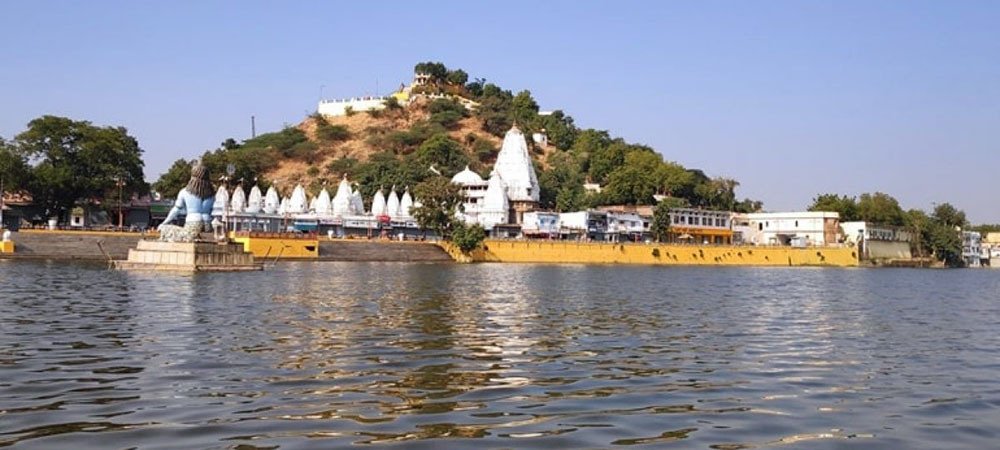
[212,177,427,238]
[212,125,541,238]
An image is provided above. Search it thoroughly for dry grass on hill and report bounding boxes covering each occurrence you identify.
[263,97,556,187]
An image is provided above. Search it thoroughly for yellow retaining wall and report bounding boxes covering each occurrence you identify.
[0,241,13,253]
[466,240,858,267]
[233,236,319,259]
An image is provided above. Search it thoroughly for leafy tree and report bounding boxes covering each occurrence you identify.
[14,115,146,220]
[0,137,31,191]
[538,152,585,210]
[465,78,486,97]
[352,152,428,206]
[414,134,469,176]
[412,176,463,237]
[734,198,764,213]
[445,69,469,86]
[601,150,661,205]
[451,221,486,252]
[531,110,578,150]
[414,61,448,80]
[587,140,630,184]
[152,159,193,199]
[511,90,540,127]
[476,95,513,136]
[857,192,906,226]
[429,110,465,129]
[650,201,673,242]
[931,203,967,229]
[928,222,963,267]
[809,194,859,221]
[326,157,358,178]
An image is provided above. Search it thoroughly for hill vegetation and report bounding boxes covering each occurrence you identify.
[153,62,763,213]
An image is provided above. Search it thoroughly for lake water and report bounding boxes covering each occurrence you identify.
[1,261,999,449]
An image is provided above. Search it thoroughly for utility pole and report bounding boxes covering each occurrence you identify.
[251,115,256,138]
[1,174,5,230]
[116,176,126,231]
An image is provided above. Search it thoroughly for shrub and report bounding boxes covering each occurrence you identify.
[307,166,320,177]
[326,157,357,177]
[344,106,355,117]
[316,120,350,142]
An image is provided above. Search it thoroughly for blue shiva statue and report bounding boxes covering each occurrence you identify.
[157,162,216,242]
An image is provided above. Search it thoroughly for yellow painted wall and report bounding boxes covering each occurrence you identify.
[0,241,13,253]
[464,240,858,267]
[233,236,319,259]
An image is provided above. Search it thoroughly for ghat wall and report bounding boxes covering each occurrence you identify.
[462,240,859,267]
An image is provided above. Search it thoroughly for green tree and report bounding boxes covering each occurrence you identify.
[857,192,906,226]
[414,134,469,176]
[650,201,673,242]
[152,159,193,199]
[414,61,448,80]
[0,137,31,191]
[451,221,486,252]
[809,194,859,221]
[476,95,513,136]
[511,90,540,128]
[14,115,146,220]
[412,176,463,237]
[531,110,578,150]
[445,69,469,86]
[601,150,661,205]
[931,203,967,228]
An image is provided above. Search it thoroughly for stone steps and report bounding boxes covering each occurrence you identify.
[8,233,143,260]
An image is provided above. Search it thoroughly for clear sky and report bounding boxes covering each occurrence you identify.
[1,1,997,222]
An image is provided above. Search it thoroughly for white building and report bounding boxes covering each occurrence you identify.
[841,221,913,260]
[962,230,982,267]
[522,211,560,236]
[451,125,540,228]
[745,211,840,246]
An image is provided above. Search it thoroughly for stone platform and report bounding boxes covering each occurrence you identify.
[113,240,262,272]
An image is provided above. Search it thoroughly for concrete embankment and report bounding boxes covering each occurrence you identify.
[319,240,453,262]
[0,231,454,263]
[460,240,859,267]
[4,230,144,260]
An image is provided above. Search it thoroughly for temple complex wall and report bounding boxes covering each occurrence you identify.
[460,240,859,267]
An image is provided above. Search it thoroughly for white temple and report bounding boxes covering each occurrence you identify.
[211,176,421,238]
[451,125,540,227]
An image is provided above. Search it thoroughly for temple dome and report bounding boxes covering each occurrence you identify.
[371,188,387,216]
[480,171,509,228]
[314,188,332,215]
[451,165,485,185]
[332,176,352,217]
[289,185,308,214]
[494,125,540,202]
[263,187,280,214]
[386,186,400,217]
[350,185,365,215]
[246,186,263,213]
[230,185,246,213]
[400,188,413,218]
[213,185,229,215]
[278,196,290,215]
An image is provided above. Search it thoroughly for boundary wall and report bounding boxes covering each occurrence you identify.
[460,240,858,267]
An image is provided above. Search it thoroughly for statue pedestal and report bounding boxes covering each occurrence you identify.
[113,240,261,272]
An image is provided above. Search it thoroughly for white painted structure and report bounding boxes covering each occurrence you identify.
[451,125,540,229]
[841,221,913,260]
[745,211,840,246]
[522,211,560,235]
[962,230,982,267]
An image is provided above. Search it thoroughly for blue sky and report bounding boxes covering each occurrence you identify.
[1,1,997,221]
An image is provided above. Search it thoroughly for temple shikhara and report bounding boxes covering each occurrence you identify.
[452,125,539,228]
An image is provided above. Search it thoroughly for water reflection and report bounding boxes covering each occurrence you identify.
[0,261,998,448]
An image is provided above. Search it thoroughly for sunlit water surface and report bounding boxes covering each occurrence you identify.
[1,261,999,449]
